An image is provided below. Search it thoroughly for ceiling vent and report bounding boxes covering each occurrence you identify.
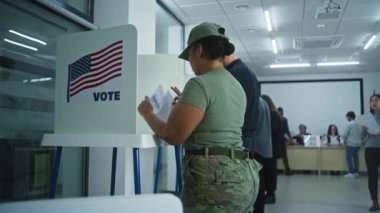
[275,54,302,63]
[315,6,342,19]
[293,35,344,49]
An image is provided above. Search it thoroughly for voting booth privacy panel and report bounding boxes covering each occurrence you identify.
[46,25,185,196]
[55,25,138,134]
[0,194,183,213]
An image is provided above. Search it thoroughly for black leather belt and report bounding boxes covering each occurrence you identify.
[185,147,249,160]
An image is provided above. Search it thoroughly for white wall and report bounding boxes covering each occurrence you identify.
[90,0,157,196]
[94,0,155,54]
[93,0,129,29]
[261,80,361,135]
[258,71,380,135]
[137,54,184,191]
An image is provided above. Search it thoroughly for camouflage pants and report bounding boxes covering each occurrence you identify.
[181,155,261,213]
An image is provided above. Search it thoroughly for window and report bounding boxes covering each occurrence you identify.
[155,1,184,54]
[50,0,94,22]
[0,0,89,201]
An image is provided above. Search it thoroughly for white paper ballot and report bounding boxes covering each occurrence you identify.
[150,85,165,113]
[156,91,174,122]
[304,135,321,147]
[357,114,380,134]
[149,85,174,122]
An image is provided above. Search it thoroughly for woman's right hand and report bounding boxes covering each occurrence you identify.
[170,86,182,105]
[138,96,153,117]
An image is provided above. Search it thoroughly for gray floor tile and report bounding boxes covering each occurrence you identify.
[265,174,374,213]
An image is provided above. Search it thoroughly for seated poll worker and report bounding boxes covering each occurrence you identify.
[292,124,311,145]
[138,22,260,213]
[325,124,343,146]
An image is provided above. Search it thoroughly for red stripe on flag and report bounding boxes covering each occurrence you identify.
[92,45,122,62]
[69,73,122,97]
[91,56,122,72]
[70,67,122,92]
[70,60,122,87]
[92,51,122,67]
[91,40,122,57]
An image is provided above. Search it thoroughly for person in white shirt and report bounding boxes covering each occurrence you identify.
[342,111,362,178]
[326,124,342,146]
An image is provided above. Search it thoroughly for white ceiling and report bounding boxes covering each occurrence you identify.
[160,0,380,76]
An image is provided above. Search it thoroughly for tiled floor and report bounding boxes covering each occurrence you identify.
[265,174,375,213]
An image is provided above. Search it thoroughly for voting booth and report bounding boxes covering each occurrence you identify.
[0,194,183,213]
[42,25,185,197]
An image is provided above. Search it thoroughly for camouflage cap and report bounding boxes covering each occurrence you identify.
[178,22,227,61]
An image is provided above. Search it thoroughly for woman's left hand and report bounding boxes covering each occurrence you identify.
[138,96,153,117]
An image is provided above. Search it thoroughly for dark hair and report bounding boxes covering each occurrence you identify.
[261,95,280,115]
[370,94,380,113]
[346,111,355,119]
[278,107,283,114]
[192,36,235,60]
[299,124,307,129]
[327,124,340,144]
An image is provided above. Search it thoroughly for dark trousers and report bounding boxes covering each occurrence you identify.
[251,152,265,213]
[253,153,277,203]
[365,148,380,201]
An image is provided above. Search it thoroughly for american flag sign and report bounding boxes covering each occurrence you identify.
[67,40,123,102]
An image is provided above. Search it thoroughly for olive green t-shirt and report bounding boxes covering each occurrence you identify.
[179,70,246,150]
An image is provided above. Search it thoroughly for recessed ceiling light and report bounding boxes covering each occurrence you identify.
[264,10,272,32]
[252,44,263,48]
[9,30,46,45]
[364,35,377,50]
[269,63,310,68]
[246,28,258,33]
[4,38,38,51]
[30,77,52,83]
[317,24,325,29]
[271,39,278,54]
[235,5,249,11]
[316,61,360,66]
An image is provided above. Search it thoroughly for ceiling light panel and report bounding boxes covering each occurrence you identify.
[4,38,38,51]
[264,10,272,32]
[271,39,278,54]
[9,30,46,45]
[269,63,310,68]
[363,35,376,50]
[316,61,360,66]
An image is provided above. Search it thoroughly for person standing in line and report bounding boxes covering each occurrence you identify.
[223,52,260,153]
[251,97,273,213]
[342,111,362,178]
[261,95,284,204]
[363,93,380,211]
[277,107,294,175]
[223,50,262,212]
[138,22,260,212]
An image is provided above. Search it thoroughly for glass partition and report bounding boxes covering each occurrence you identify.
[0,0,89,202]
[155,1,184,54]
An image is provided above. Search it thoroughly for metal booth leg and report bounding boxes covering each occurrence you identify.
[174,145,183,195]
[154,146,162,193]
[110,147,118,195]
[133,148,141,194]
[49,146,62,199]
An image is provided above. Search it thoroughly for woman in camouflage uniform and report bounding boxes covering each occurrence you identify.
[138,22,260,212]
